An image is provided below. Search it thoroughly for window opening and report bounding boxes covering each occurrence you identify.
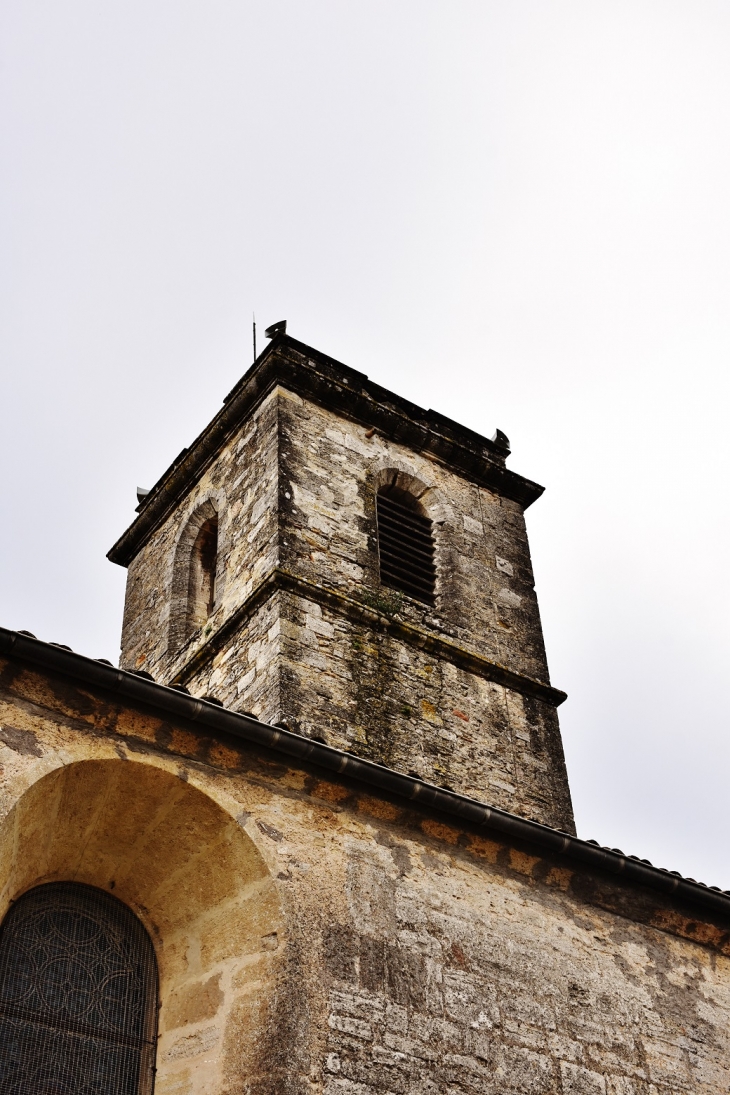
[376,486,436,605]
[0,882,158,1095]
[188,516,218,632]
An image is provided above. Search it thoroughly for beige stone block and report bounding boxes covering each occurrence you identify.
[198,885,282,970]
[163,973,225,1032]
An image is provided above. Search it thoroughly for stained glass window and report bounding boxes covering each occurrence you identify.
[0,882,158,1095]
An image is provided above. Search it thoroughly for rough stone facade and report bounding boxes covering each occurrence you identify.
[3,332,726,1093]
[113,336,572,830]
[0,650,728,1095]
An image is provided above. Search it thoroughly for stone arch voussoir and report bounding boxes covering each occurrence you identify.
[370,459,455,529]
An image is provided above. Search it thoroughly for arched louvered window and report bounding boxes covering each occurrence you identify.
[0,882,158,1095]
[376,486,436,605]
[187,515,218,633]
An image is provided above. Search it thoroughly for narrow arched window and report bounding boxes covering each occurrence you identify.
[376,485,436,604]
[188,515,218,632]
[0,882,158,1095]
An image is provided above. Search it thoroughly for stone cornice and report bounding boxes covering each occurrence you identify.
[171,568,568,708]
[108,334,545,568]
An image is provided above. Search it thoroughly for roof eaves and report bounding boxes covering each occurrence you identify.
[1,626,728,924]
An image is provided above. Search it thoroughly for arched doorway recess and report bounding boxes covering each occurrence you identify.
[0,759,285,1095]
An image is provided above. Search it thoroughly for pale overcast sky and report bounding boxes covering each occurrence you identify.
[2,1,729,888]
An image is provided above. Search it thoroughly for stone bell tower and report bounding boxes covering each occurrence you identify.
[109,329,574,831]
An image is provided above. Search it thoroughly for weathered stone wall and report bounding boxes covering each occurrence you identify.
[278,591,570,827]
[1,662,728,1095]
[277,388,551,683]
[183,585,570,827]
[119,387,281,682]
[319,838,730,1095]
[186,592,283,725]
[118,382,572,827]
[273,388,570,824]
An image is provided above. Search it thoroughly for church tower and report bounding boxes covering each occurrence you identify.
[109,329,574,832]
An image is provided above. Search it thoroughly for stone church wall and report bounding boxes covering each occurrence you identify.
[0,660,727,1095]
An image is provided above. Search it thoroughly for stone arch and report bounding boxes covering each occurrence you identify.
[370,461,455,529]
[168,496,226,652]
[0,759,285,1095]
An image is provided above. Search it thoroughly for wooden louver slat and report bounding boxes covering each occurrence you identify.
[376,491,436,604]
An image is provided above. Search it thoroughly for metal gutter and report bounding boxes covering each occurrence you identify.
[1,626,728,920]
